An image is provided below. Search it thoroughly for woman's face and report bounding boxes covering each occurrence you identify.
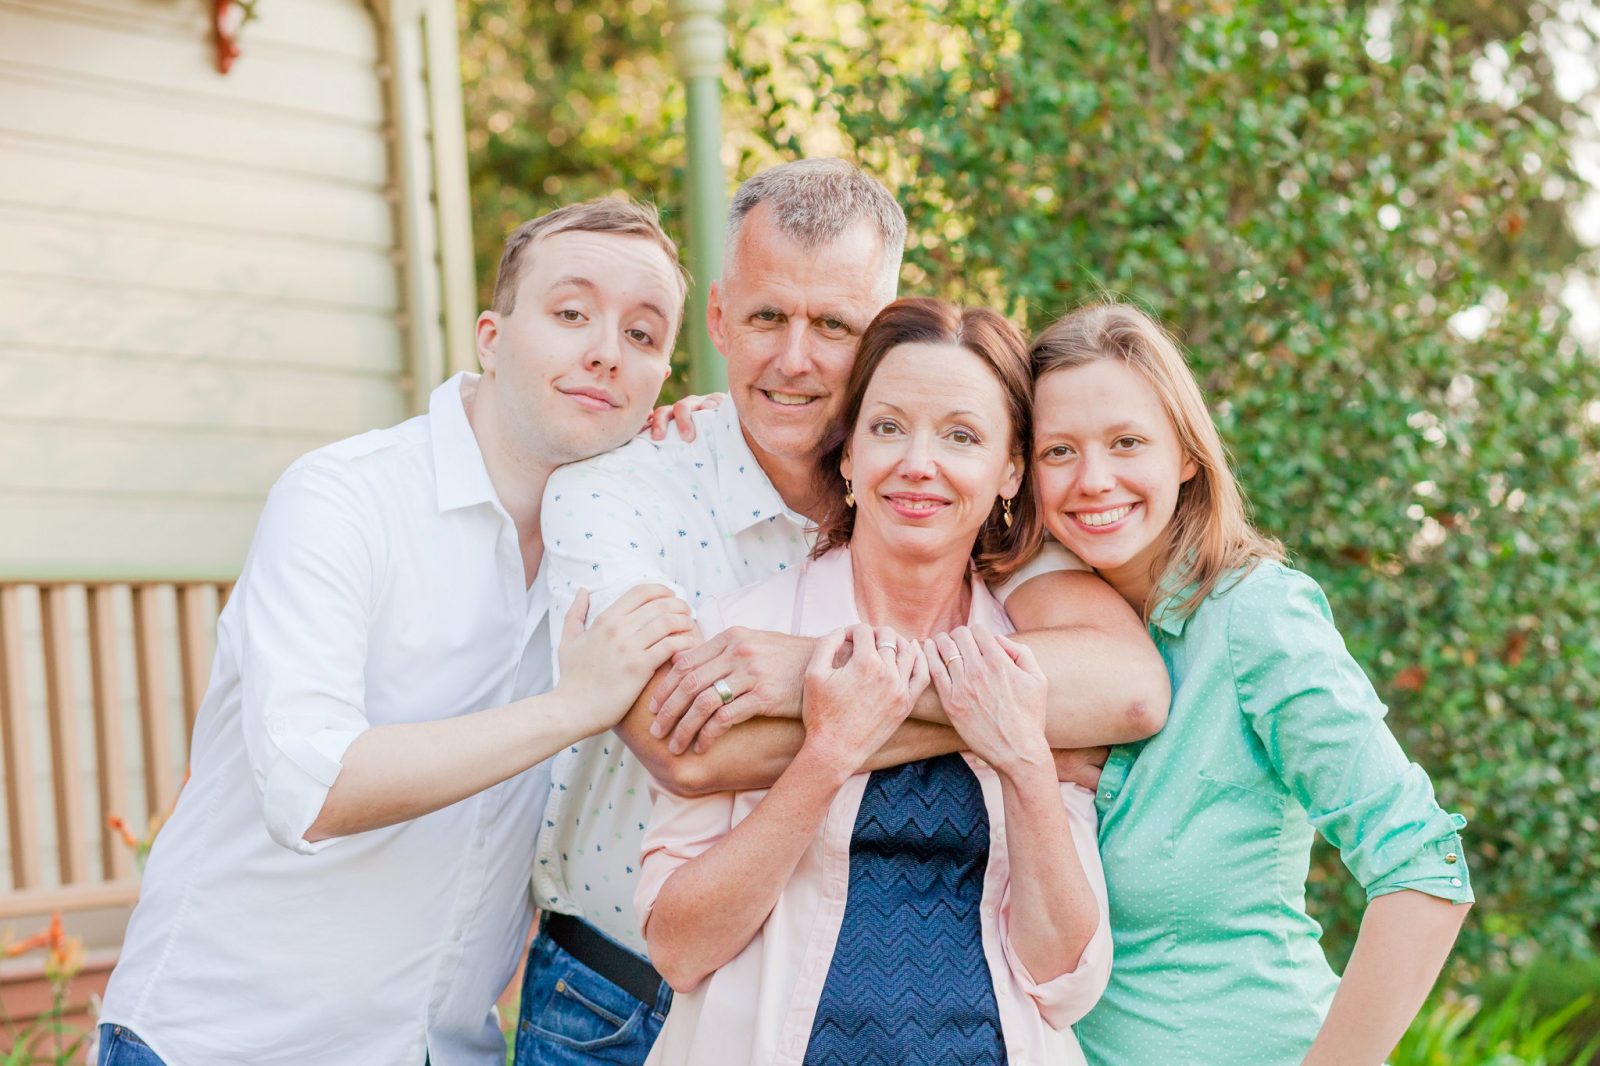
[1032,359,1196,603]
[841,342,1021,568]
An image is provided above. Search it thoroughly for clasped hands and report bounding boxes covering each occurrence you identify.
[646,623,1108,788]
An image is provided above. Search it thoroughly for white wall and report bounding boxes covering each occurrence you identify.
[0,0,428,580]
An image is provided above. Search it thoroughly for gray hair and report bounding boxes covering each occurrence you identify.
[723,159,907,298]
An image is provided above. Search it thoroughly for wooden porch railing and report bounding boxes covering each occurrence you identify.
[0,581,228,921]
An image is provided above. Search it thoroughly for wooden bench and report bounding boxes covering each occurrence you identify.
[0,580,228,920]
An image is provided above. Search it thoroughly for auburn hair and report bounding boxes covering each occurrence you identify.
[811,297,1042,582]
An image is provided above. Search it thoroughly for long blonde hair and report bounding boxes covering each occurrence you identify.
[1029,302,1283,620]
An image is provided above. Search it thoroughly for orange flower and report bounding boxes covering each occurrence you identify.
[44,932,84,982]
[107,813,140,849]
[3,912,63,959]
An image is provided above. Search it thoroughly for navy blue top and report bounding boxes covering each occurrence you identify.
[804,753,1007,1065]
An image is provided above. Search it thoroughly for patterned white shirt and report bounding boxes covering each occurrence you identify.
[535,401,812,950]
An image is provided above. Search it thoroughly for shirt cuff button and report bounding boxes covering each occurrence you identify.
[1449,877,1462,887]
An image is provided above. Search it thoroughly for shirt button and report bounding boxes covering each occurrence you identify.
[452,928,463,942]
[1449,877,1462,887]
[1445,853,1458,864]
[1101,791,1112,800]
[476,834,488,847]
[269,717,286,737]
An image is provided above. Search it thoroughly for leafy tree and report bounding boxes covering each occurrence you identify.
[461,0,1600,971]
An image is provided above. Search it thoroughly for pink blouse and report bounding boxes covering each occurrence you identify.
[636,547,1112,1066]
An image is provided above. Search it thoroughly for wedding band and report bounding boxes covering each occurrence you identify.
[942,653,963,666]
[877,640,897,651]
[713,678,735,706]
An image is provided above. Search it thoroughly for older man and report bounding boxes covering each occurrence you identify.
[515,160,1170,1065]
[97,199,698,1066]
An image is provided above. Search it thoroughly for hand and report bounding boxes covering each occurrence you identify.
[800,624,927,778]
[924,626,1051,779]
[649,627,813,755]
[1053,746,1110,790]
[555,586,698,734]
[644,392,725,441]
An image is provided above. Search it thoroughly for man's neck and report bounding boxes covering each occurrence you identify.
[848,531,971,639]
[461,377,554,586]
[739,425,828,522]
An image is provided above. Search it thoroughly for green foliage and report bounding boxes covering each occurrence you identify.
[461,0,1600,970]
[722,0,1600,970]
[1394,973,1600,1066]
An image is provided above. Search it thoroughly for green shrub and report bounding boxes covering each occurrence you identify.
[461,0,1600,970]
[725,0,1600,971]
[1396,973,1600,1066]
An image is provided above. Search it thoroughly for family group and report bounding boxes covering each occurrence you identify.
[94,160,1472,1066]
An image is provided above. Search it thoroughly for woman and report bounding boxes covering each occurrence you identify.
[1028,302,1473,1065]
[634,298,1111,1065]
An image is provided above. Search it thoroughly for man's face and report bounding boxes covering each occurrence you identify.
[476,229,680,467]
[709,203,894,474]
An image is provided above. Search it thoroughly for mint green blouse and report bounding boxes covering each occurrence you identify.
[1074,562,1472,1066]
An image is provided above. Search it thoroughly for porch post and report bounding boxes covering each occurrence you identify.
[671,0,727,393]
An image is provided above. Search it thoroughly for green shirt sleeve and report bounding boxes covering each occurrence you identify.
[1226,566,1474,905]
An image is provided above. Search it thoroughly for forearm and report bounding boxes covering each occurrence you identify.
[305,692,585,841]
[645,747,846,991]
[1016,626,1168,745]
[997,759,1100,981]
[1302,890,1470,1065]
[903,627,1165,746]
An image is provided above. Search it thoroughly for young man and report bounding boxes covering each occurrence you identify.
[97,199,699,1066]
[516,159,1172,1065]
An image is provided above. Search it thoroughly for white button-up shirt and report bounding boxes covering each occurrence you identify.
[102,374,553,1066]
[534,401,811,950]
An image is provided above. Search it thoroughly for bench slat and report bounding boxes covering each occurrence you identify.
[0,586,41,890]
[87,585,132,881]
[41,585,89,884]
[131,585,176,820]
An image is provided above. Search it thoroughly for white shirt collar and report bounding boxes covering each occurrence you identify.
[430,372,500,514]
[705,400,808,536]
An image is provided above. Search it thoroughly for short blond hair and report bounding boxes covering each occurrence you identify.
[1030,302,1283,620]
[490,197,689,318]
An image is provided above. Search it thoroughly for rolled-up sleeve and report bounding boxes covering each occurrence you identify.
[996,784,1114,1029]
[238,461,377,855]
[635,782,737,938]
[1229,569,1473,904]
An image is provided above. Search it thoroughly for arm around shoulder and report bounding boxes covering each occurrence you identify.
[1004,570,1169,746]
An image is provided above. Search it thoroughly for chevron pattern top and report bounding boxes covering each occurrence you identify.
[803,753,1007,1065]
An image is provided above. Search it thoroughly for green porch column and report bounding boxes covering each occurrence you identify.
[671,0,727,393]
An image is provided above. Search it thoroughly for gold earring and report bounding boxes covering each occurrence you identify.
[1001,497,1013,528]
[844,480,855,508]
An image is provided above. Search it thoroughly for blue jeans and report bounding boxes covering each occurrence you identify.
[513,927,671,1065]
[97,1025,168,1066]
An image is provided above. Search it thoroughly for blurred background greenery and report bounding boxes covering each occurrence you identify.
[459,0,1600,1057]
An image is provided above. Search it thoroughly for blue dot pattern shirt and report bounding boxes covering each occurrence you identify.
[532,402,813,951]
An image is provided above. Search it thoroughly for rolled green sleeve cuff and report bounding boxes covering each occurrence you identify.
[1364,812,1474,904]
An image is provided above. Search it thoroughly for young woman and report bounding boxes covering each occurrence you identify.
[1028,302,1473,1065]
[634,298,1112,1065]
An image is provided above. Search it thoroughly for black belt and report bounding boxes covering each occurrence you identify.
[543,912,665,1007]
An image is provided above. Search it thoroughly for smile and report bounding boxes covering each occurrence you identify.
[885,493,950,519]
[1073,503,1137,528]
[761,390,818,407]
